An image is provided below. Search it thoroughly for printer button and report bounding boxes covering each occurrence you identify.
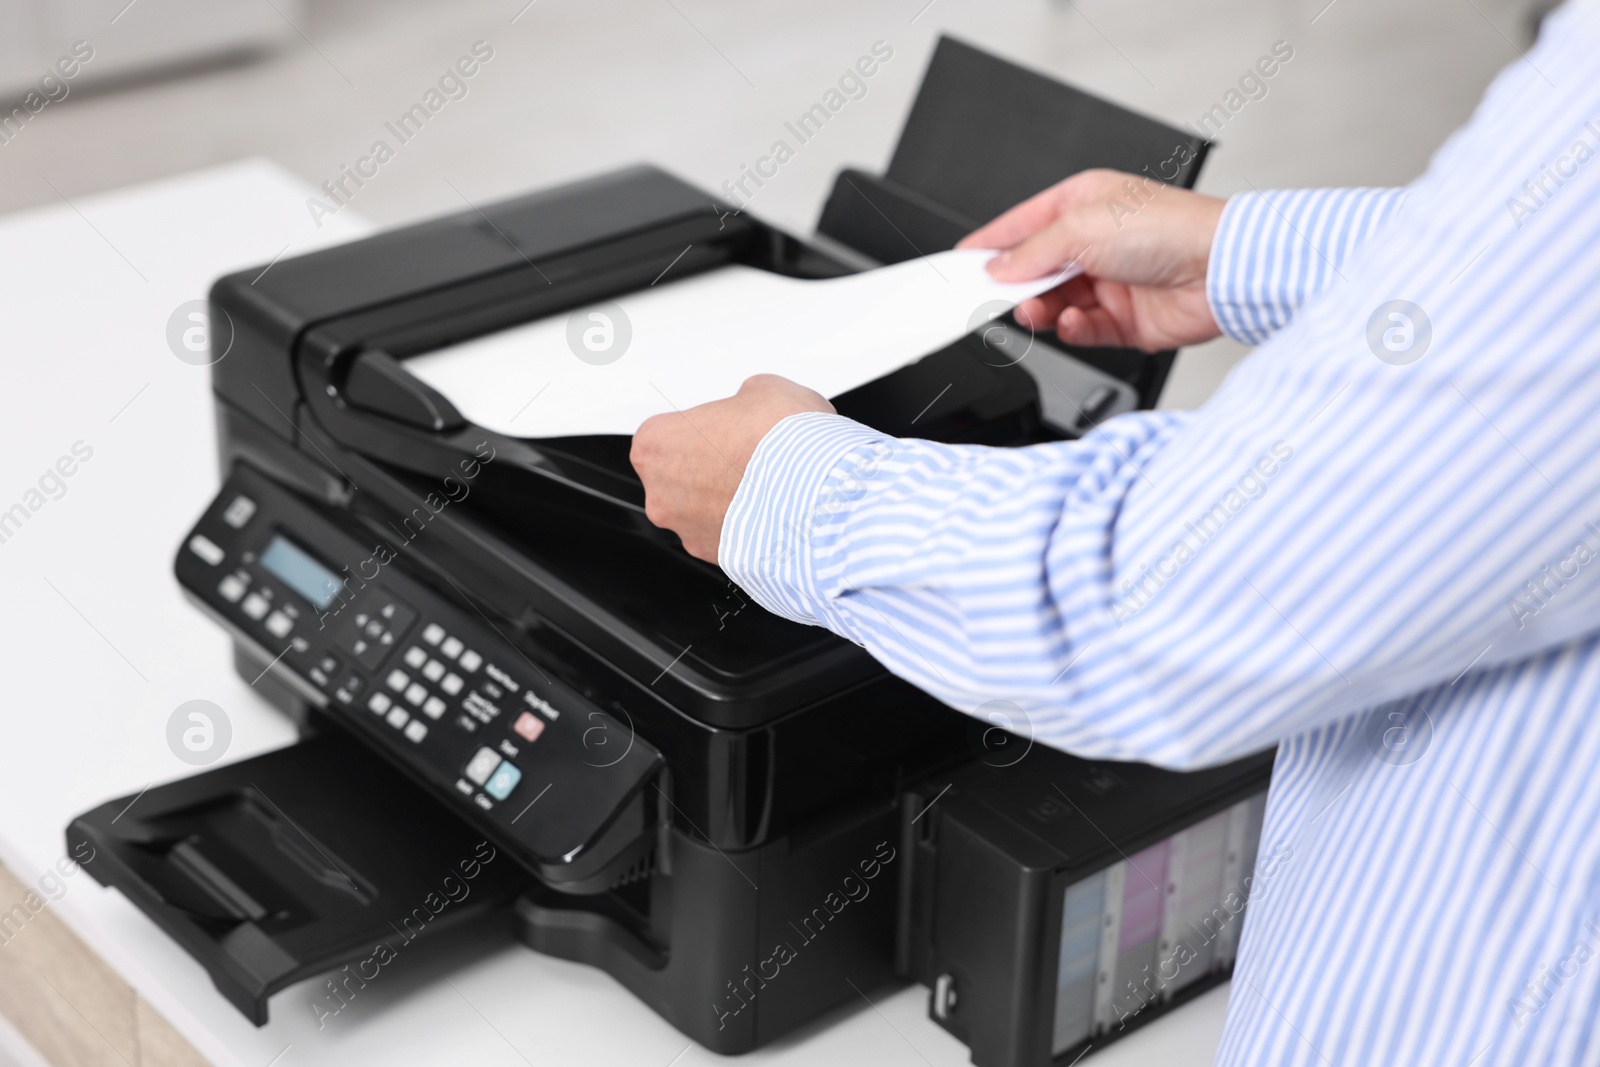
[377,598,417,633]
[368,692,393,715]
[423,696,447,719]
[440,636,464,660]
[265,612,293,639]
[187,535,225,566]
[386,707,410,730]
[441,673,464,696]
[404,683,428,706]
[217,573,248,603]
[404,720,429,743]
[458,650,483,673]
[484,762,522,801]
[222,495,257,529]
[404,646,428,669]
[422,623,445,646]
[464,747,501,785]
[512,712,545,744]
[386,669,409,692]
[422,659,446,682]
[333,672,365,704]
[241,593,270,621]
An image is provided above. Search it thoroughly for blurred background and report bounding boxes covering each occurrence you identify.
[0,5,1566,1065]
[0,0,1555,399]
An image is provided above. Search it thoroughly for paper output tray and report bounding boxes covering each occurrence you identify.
[67,730,532,1025]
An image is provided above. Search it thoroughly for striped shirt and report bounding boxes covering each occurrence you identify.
[719,3,1600,1063]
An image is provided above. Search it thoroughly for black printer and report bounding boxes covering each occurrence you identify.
[69,38,1274,1066]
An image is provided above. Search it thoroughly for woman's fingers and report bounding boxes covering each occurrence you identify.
[984,210,1097,283]
[1016,275,1092,328]
[1014,289,1069,331]
[1057,305,1132,349]
[1014,297,1129,348]
[954,170,1223,353]
[1013,273,1095,328]
[1017,278,1138,349]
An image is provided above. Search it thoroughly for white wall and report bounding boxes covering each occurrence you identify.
[0,0,299,97]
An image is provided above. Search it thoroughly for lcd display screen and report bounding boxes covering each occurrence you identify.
[259,534,342,610]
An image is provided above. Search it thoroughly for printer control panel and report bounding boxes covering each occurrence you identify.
[174,465,662,888]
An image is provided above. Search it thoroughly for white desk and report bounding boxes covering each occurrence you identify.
[0,160,1231,1067]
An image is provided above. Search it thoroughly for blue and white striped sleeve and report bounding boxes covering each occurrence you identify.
[719,140,1600,769]
[1207,187,1406,344]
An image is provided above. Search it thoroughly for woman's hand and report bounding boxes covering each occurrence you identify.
[631,374,834,563]
[958,169,1227,353]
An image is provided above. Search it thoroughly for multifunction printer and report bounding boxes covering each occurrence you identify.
[69,38,1273,1067]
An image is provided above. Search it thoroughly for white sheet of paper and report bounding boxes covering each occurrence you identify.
[405,248,1078,438]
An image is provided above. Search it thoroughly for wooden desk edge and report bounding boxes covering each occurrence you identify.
[0,861,210,1067]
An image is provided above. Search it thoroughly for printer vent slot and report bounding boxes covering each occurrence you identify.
[610,847,655,890]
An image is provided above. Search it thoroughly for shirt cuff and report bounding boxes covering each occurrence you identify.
[1207,186,1407,345]
[718,411,893,628]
